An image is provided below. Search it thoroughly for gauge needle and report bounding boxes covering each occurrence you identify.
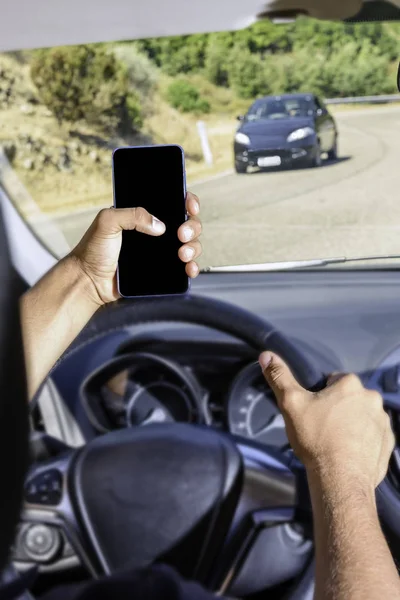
[253,413,285,439]
[141,407,170,425]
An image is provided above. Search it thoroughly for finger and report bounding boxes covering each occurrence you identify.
[186,191,200,216]
[178,218,202,243]
[178,240,202,263]
[259,352,304,402]
[186,261,200,278]
[95,207,165,237]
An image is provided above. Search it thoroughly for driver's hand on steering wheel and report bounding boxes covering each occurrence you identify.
[71,191,202,305]
[259,352,395,495]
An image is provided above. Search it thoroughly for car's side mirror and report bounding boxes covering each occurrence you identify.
[237,115,245,121]
[315,107,327,117]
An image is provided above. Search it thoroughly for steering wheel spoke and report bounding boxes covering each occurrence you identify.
[209,439,313,595]
[14,449,99,576]
[216,506,296,595]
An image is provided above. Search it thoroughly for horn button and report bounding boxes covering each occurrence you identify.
[69,423,242,581]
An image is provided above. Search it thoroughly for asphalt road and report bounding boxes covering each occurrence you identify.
[47,106,400,268]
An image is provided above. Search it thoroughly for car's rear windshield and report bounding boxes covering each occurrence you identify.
[247,97,314,121]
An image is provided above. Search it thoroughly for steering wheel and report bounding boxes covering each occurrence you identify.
[13,293,400,597]
[20,295,325,596]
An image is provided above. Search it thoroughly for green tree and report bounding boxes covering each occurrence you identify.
[320,40,395,97]
[228,45,274,98]
[290,18,399,59]
[31,45,141,132]
[204,37,230,86]
[137,34,208,75]
[234,20,292,54]
[112,44,158,99]
[166,80,210,113]
[268,40,394,99]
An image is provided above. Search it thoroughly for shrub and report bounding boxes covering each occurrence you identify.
[138,34,208,75]
[290,19,399,60]
[125,93,143,130]
[268,49,326,96]
[319,40,394,97]
[263,41,394,99]
[112,44,158,98]
[204,38,230,86]
[166,80,210,113]
[227,45,275,99]
[31,45,142,132]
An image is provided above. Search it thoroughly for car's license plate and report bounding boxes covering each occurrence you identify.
[257,156,281,167]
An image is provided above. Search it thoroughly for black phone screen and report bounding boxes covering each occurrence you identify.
[113,145,188,297]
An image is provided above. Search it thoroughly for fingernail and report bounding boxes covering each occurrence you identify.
[259,352,272,369]
[182,226,193,242]
[192,200,199,214]
[152,216,166,233]
[183,247,195,260]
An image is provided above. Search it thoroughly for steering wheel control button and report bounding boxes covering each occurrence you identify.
[22,524,61,562]
[25,469,62,505]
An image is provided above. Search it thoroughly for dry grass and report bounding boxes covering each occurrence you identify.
[144,93,237,183]
[143,73,247,182]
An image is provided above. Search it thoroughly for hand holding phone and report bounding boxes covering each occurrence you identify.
[113,145,198,298]
[72,184,201,307]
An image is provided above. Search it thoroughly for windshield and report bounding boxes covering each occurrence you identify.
[1,19,400,269]
[247,97,314,121]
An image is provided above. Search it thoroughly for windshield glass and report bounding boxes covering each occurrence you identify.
[1,19,400,269]
[247,97,314,121]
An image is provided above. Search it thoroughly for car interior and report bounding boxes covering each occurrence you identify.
[1,1,400,599]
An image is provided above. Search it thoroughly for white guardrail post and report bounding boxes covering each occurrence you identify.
[196,120,213,166]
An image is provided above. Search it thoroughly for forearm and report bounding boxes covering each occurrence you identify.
[20,255,101,400]
[308,466,400,600]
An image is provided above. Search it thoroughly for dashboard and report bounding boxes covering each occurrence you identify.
[29,268,400,592]
[46,268,400,462]
[80,339,289,449]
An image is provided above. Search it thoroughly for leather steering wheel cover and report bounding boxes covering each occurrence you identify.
[43,295,325,401]
[0,206,29,571]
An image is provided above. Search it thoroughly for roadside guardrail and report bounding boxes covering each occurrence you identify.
[325,94,400,105]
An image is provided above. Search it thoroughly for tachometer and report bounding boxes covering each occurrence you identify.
[81,352,203,433]
[227,362,288,448]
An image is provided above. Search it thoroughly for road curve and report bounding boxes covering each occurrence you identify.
[48,106,400,268]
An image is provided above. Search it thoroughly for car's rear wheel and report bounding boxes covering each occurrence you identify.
[235,160,247,174]
[327,138,338,161]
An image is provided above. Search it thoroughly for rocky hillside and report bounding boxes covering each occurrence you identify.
[0,52,239,216]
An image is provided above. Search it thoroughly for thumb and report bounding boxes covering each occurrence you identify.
[95,207,166,237]
[259,352,304,403]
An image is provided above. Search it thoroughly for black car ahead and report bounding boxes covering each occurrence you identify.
[233,93,338,173]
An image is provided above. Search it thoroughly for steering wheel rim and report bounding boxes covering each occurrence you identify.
[22,295,326,594]
[33,295,326,411]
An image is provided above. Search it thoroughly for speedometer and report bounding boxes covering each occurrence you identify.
[81,352,203,433]
[227,362,288,448]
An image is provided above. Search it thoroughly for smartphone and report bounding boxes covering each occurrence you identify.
[112,144,188,298]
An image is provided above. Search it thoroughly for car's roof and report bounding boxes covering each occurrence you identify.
[0,0,397,53]
[251,94,314,104]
